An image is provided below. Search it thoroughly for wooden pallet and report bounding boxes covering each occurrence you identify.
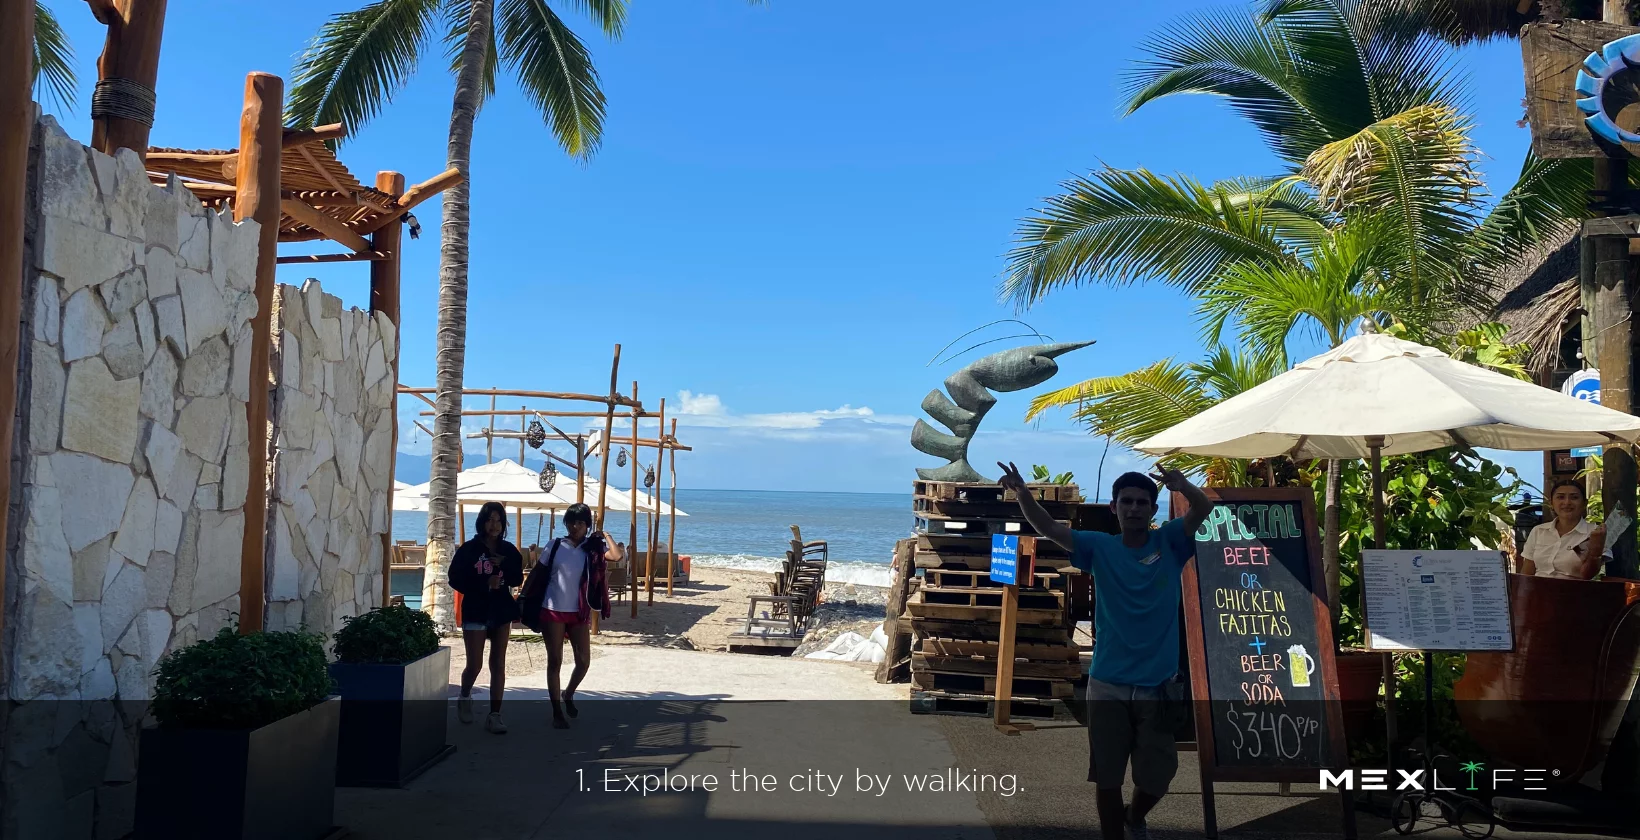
[913,497,1079,520]
[912,652,1085,680]
[913,481,1081,504]
[916,533,1071,558]
[911,669,1075,699]
[922,568,1064,590]
[905,594,1064,625]
[915,516,1071,538]
[918,585,1066,611]
[910,618,1072,644]
[909,690,1066,719]
[919,636,1080,662]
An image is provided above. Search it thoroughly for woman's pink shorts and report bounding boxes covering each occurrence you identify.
[541,609,584,626]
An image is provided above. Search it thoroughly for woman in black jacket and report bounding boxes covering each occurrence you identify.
[448,501,523,733]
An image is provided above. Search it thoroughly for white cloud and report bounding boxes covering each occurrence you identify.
[672,390,915,431]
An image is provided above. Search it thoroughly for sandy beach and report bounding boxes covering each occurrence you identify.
[444,565,892,681]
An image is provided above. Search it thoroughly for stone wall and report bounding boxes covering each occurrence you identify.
[2,116,261,838]
[265,279,394,637]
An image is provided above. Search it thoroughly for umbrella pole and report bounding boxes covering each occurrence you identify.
[1368,435,1398,776]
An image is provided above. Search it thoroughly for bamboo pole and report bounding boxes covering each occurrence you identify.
[0,0,32,666]
[486,393,495,463]
[595,346,621,532]
[370,170,405,612]
[399,385,640,408]
[629,382,640,619]
[282,123,347,147]
[234,72,283,633]
[668,419,678,596]
[418,409,662,419]
[577,437,587,504]
[91,0,169,162]
[518,404,526,463]
[278,198,371,252]
[648,399,665,603]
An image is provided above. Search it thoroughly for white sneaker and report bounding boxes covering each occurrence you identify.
[486,712,508,734]
[457,695,473,724]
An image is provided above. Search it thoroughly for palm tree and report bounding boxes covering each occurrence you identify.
[288,0,626,630]
[33,1,75,110]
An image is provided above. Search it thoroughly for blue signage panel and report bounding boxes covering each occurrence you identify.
[990,534,1020,585]
[1566,370,1603,457]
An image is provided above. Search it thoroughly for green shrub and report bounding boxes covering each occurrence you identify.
[332,605,440,665]
[152,626,333,729]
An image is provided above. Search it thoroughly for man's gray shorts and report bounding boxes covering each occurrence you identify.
[1086,677,1179,796]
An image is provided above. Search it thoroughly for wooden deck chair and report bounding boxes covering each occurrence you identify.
[789,525,828,560]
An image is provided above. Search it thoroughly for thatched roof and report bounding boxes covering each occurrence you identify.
[1491,228,1581,377]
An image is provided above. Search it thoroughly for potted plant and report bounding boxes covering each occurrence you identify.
[135,626,338,840]
[329,605,453,787]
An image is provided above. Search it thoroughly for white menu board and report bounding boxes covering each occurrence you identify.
[1362,550,1514,652]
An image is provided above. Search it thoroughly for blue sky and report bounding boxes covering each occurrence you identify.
[43,0,1543,494]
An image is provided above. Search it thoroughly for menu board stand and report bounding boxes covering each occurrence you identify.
[1173,488,1355,840]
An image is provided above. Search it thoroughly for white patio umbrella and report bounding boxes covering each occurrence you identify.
[392,481,429,512]
[453,459,576,511]
[1137,333,1640,547]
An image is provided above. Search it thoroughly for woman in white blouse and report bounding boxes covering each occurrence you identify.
[1519,480,1607,580]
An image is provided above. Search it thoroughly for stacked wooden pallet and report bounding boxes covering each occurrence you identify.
[906,480,1084,716]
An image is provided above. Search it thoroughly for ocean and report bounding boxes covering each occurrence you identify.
[391,489,912,588]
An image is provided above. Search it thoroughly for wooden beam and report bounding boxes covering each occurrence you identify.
[298,142,351,195]
[275,251,391,264]
[417,408,662,419]
[0,0,34,673]
[372,169,406,613]
[356,167,462,235]
[1582,216,1640,237]
[282,122,347,148]
[279,198,372,252]
[235,72,283,634]
[397,386,640,408]
[91,0,169,162]
[145,151,236,181]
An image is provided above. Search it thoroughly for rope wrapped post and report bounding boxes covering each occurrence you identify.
[91,0,169,162]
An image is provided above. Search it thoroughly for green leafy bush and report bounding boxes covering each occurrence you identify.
[332,605,440,665]
[152,626,333,729]
[1030,464,1076,485]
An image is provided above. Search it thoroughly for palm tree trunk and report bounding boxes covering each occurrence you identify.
[1323,458,1342,641]
[422,0,494,632]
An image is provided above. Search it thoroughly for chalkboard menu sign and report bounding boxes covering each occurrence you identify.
[1175,488,1348,777]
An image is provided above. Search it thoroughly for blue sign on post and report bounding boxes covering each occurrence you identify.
[990,534,1020,585]
[1564,370,1603,457]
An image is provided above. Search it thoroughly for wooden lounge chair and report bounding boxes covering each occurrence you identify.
[730,530,830,652]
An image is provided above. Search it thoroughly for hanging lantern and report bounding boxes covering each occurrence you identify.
[644,465,656,489]
[526,420,546,449]
[538,462,557,493]
[616,448,628,468]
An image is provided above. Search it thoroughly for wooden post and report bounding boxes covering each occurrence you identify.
[486,393,495,463]
[648,398,664,603]
[595,345,620,531]
[518,404,525,464]
[90,0,169,162]
[629,382,640,619]
[0,0,33,663]
[668,418,678,596]
[576,438,586,504]
[370,170,404,612]
[234,72,282,634]
[994,536,1036,734]
[876,538,916,684]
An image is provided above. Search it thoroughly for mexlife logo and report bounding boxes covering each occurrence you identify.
[1577,33,1640,145]
[1318,763,1558,792]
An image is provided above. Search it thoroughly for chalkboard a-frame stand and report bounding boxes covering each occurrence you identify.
[1172,487,1355,840]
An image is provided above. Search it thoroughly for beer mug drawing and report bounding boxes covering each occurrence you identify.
[1288,644,1316,688]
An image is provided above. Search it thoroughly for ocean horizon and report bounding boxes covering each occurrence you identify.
[392,488,914,588]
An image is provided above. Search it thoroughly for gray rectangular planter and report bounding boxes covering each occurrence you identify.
[134,696,340,840]
[329,646,453,787]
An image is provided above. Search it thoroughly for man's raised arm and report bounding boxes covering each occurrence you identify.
[997,462,1075,552]
[1154,466,1211,536]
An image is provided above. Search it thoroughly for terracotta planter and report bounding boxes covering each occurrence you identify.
[1336,649,1388,748]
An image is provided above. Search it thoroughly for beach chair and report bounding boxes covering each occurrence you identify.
[789,525,828,561]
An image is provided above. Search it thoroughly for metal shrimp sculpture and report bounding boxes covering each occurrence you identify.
[911,340,1094,483]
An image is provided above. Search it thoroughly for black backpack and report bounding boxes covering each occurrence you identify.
[518,539,561,632]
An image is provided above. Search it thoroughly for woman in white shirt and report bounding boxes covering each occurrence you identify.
[1520,480,1607,580]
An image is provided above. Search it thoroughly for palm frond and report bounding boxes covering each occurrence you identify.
[1062,360,1217,448]
[1469,154,1587,273]
[287,0,444,136]
[33,2,76,112]
[1301,103,1482,302]
[1003,167,1324,308]
[444,0,500,104]
[554,0,628,37]
[498,0,608,159]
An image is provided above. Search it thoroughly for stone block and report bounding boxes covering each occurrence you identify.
[167,513,199,615]
[363,337,387,388]
[61,358,141,463]
[9,585,80,701]
[200,461,222,484]
[194,483,220,511]
[100,563,145,654]
[138,344,177,426]
[101,312,145,380]
[370,489,388,533]
[28,340,65,454]
[318,315,344,362]
[180,335,230,397]
[104,726,137,783]
[53,453,134,553]
[144,422,181,491]
[72,538,110,602]
[222,219,260,292]
[105,148,152,239]
[334,414,364,485]
[230,331,251,401]
[154,500,183,557]
[334,358,363,415]
[362,408,394,492]
[39,216,139,296]
[34,273,61,343]
[80,658,115,701]
[178,269,226,352]
[161,451,201,508]
[174,394,230,461]
[226,287,259,334]
[112,478,158,565]
[146,187,179,254]
[22,481,73,604]
[153,294,184,356]
[134,301,156,363]
[191,511,244,611]
[101,548,125,595]
[278,328,301,388]
[137,609,172,667]
[176,208,209,272]
[98,267,146,317]
[62,287,109,363]
[57,723,109,797]
[222,444,249,510]
[270,508,300,601]
[143,551,175,610]
[145,245,177,298]
[375,310,397,363]
[38,116,102,227]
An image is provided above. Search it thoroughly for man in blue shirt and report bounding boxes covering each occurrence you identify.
[1000,462,1210,840]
